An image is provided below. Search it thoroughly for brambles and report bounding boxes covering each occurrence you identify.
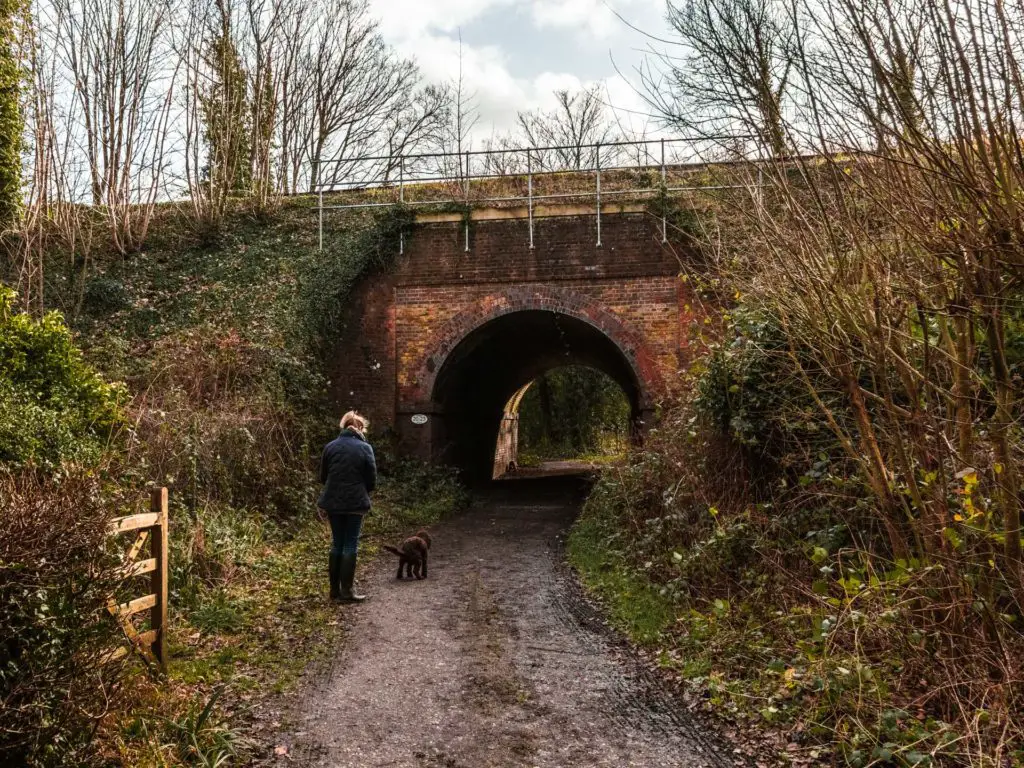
[572,386,1024,762]
[0,471,125,767]
[566,0,1024,761]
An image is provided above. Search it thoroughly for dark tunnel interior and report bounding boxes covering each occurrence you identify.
[431,310,641,480]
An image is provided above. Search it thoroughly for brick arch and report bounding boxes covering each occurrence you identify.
[408,285,665,409]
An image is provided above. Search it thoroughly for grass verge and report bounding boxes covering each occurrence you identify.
[567,510,674,646]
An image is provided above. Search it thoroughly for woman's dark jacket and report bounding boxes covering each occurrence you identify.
[318,428,377,513]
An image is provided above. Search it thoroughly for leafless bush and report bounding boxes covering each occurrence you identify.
[517,85,621,171]
[635,0,1024,756]
[0,470,127,766]
[125,328,317,513]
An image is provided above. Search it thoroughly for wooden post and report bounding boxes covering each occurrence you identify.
[150,487,169,674]
[106,487,170,673]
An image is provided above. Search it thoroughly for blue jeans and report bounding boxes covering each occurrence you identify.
[328,512,364,556]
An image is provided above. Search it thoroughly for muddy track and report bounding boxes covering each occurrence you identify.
[269,477,745,767]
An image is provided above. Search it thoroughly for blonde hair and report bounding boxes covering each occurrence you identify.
[340,410,368,433]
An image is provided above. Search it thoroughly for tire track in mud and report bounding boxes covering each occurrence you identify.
[267,477,747,768]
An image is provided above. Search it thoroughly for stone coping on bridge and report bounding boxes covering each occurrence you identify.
[414,201,648,224]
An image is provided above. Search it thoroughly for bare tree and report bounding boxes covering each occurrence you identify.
[642,0,794,157]
[435,31,479,194]
[51,0,176,252]
[174,0,214,224]
[480,131,528,177]
[272,0,311,195]
[516,85,619,171]
[241,0,285,209]
[19,0,444,234]
[378,84,450,183]
[13,8,51,312]
[280,0,420,192]
[794,0,928,150]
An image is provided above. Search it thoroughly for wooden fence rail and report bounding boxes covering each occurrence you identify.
[106,488,169,673]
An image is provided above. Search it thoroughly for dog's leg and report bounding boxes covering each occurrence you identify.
[420,551,428,579]
[396,558,405,580]
[405,559,413,579]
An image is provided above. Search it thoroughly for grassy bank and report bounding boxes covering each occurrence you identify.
[567,506,674,646]
[0,199,466,766]
[568,345,1024,768]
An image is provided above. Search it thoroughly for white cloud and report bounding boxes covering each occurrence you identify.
[368,0,513,38]
[528,0,665,40]
[367,0,665,141]
[605,74,653,127]
[529,0,619,38]
[531,73,585,103]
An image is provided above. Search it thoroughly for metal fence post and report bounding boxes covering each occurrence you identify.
[595,142,602,247]
[527,149,534,249]
[660,138,668,244]
[318,185,323,253]
[464,151,471,253]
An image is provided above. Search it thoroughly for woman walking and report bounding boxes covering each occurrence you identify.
[318,411,377,603]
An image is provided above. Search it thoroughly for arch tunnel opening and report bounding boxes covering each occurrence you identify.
[504,366,631,476]
[429,310,644,481]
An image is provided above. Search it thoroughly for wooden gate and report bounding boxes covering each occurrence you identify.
[107,488,169,673]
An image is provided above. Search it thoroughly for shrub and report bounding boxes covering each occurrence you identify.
[0,471,127,767]
[694,306,842,469]
[81,277,131,316]
[572,302,1024,761]
[0,284,123,469]
[373,458,469,531]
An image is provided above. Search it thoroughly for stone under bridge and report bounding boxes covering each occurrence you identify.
[328,200,708,480]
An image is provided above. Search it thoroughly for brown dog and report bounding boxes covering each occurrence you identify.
[383,529,432,580]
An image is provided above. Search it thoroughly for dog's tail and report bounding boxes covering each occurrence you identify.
[382,545,403,557]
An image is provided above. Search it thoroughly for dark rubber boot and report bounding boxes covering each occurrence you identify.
[329,554,343,602]
[338,553,367,603]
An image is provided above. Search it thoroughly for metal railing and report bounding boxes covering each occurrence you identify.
[314,137,764,251]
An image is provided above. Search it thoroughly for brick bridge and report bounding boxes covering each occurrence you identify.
[329,201,706,479]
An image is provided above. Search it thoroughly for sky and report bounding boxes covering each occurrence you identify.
[367,0,673,145]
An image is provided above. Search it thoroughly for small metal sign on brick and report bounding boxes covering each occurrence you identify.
[411,414,428,425]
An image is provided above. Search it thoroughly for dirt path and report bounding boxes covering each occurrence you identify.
[271,477,741,768]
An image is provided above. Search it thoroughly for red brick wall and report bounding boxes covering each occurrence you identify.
[395,279,677,408]
[327,209,704,458]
